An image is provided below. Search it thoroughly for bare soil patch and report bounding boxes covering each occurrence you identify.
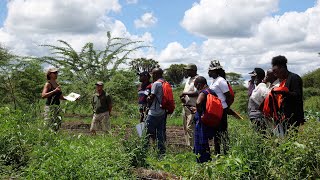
[61,121,187,146]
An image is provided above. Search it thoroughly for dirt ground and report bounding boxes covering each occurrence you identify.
[61,121,187,146]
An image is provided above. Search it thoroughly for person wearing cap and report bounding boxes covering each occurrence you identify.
[208,60,232,155]
[137,71,152,122]
[90,81,112,135]
[248,71,256,97]
[180,63,198,147]
[41,67,66,131]
[248,67,269,132]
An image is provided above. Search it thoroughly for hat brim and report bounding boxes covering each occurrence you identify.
[248,71,257,76]
[209,66,222,70]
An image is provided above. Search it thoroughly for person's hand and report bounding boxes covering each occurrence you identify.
[180,96,186,104]
[54,86,61,92]
[189,106,197,114]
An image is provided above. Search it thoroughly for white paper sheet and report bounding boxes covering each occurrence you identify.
[136,122,145,137]
[64,92,80,102]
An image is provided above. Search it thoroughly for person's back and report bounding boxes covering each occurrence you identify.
[148,79,165,116]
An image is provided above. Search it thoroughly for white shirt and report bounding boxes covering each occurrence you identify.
[183,75,198,106]
[250,83,269,106]
[209,76,229,109]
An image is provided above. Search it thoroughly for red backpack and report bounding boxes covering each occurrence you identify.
[263,86,289,121]
[158,79,175,114]
[227,82,235,105]
[201,89,223,128]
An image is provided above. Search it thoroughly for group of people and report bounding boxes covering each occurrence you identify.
[248,55,304,136]
[41,68,112,135]
[42,55,304,163]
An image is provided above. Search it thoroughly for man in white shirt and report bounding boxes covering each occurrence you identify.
[208,60,233,155]
[180,63,198,147]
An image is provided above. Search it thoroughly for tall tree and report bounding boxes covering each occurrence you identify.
[38,31,146,83]
[129,58,159,73]
[164,64,186,85]
[0,46,43,109]
[226,72,243,85]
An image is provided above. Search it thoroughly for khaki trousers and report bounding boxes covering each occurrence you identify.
[183,107,195,147]
[90,111,110,132]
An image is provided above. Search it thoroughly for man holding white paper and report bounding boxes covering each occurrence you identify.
[90,81,112,135]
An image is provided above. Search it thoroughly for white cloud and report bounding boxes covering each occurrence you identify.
[5,0,121,34]
[134,12,158,29]
[181,0,278,38]
[173,0,320,80]
[0,0,153,59]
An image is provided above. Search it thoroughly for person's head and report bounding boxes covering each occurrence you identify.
[252,68,265,85]
[271,55,288,79]
[150,68,163,82]
[46,67,59,80]
[194,76,208,91]
[264,68,277,83]
[137,71,151,83]
[208,60,223,79]
[184,63,197,78]
[95,81,104,93]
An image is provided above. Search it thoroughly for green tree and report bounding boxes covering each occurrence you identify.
[302,68,320,88]
[129,58,159,73]
[164,64,186,85]
[0,46,43,109]
[226,72,243,85]
[39,32,146,84]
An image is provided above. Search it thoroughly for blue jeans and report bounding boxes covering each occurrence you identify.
[145,113,166,154]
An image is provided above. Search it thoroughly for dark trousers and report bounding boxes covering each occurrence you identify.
[145,113,167,154]
[213,108,229,155]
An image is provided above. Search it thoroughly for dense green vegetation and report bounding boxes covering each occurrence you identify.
[1,37,320,179]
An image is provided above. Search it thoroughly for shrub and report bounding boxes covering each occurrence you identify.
[304,96,320,112]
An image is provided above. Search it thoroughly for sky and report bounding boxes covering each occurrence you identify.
[0,0,319,81]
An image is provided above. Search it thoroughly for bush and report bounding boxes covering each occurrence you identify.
[304,96,320,112]
[23,134,134,179]
[303,87,320,100]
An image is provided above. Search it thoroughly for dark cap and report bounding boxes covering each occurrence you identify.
[137,71,151,77]
[95,81,104,86]
[184,63,197,71]
[248,70,257,76]
[249,68,265,78]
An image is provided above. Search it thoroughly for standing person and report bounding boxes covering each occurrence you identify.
[208,60,232,155]
[193,76,217,163]
[137,71,152,122]
[264,68,280,90]
[247,68,268,131]
[271,55,305,128]
[90,81,112,135]
[248,73,256,97]
[41,67,66,131]
[180,63,198,147]
[146,68,167,156]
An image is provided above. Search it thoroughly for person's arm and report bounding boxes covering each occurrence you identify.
[147,82,158,106]
[59,94,66,100]
[181,91,199,97]
[224,91,232,107]
[41,83,60,98]
[287,75,303,97]
[196,92,206,115]
[220,79,232,107]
